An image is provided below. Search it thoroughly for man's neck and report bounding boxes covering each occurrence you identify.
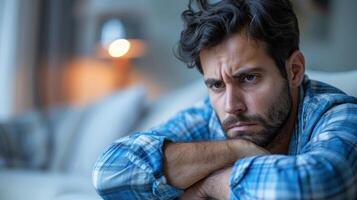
[267,89,300,154]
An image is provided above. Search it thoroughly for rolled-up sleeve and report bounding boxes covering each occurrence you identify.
[93,134,180,199]
[229,103,357,200]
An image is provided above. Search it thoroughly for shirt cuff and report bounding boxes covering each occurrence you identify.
[136,134,182,199]
[229,156,261,199]
[153,175,183,199]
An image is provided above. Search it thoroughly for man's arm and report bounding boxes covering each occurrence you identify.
[228,139,356,199]
[229,104,357,200]
[180,135,356,200]
[92,98,268,199]
[179,103,357,200]
[208,104,357,200]
[163,139,268,190]
[93,99,220,199]
[179,167,232,200]
[93,107,268,199]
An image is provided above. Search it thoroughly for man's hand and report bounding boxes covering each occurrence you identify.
[179,167,232,200]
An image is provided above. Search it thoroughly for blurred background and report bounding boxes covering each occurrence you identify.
[0,0,356,199]
[0,0,356,117]
[0,0,199,117]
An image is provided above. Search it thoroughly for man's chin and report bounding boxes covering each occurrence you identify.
[226,130,253,140]
[226,130,274,147]
[226,126,262,140]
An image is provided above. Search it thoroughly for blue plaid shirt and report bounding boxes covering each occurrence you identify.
[93,77,357,200]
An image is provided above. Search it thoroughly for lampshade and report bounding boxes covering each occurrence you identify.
[96,16,146,59]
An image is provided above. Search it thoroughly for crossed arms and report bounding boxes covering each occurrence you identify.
[92,101,357,200]
[164,140,268,199]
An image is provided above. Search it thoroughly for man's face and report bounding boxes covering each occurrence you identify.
[200,34,292,147]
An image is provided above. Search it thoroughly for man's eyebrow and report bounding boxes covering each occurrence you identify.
[232,67,264,78]
[204,67,264,85]
[204,78,221,86]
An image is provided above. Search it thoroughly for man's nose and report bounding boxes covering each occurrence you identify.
[224,86,246,115]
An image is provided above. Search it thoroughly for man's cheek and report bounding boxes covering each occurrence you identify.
[212,102,225,119]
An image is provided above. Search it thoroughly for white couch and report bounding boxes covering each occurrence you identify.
[0,69,356,200]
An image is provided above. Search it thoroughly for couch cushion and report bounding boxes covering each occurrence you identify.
[0,111,50,169]
[0,170,99,200]
[136,80,207,131]
[51,86,146,177]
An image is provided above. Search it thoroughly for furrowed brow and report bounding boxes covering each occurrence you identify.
[204,78,221,86]
[232,67,264,79]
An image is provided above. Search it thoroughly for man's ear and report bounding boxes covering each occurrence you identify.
[285,50,305,88]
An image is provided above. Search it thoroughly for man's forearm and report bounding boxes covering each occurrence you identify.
[178,167,232,200]
[163,139,268,189]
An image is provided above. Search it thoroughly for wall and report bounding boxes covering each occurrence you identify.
[74,0,201,95]
[0,0,19,119]
[74,0,356,95]
[301,0,357,71]
[0,0,41,118]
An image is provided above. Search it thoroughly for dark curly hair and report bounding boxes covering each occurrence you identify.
[175,0,300,78]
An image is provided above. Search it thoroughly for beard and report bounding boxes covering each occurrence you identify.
[221,81,292,147]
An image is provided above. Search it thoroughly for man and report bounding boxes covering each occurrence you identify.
[93,0,357,199]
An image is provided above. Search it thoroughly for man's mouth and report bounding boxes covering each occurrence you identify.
[227,122,256,132]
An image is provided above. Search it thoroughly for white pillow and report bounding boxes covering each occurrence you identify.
[60,86,146,176]
[136,79,207,131]
[306,69,357,97]
[50,107,89,171]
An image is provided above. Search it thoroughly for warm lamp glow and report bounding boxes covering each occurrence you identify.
[108,39,131,58]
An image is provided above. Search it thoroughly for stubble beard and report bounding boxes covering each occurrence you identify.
[221,81,292,147]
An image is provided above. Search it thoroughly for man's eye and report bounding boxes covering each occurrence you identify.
[208,81,225,92]
[242,74,258,83]
[212,82,224,89]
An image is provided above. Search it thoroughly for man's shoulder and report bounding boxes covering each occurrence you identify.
[292,78,357,153]
[299,77,357,135]
[176,96,213,117]
[302,78,357,114]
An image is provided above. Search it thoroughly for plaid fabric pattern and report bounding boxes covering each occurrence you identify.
[93,76,356,199]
